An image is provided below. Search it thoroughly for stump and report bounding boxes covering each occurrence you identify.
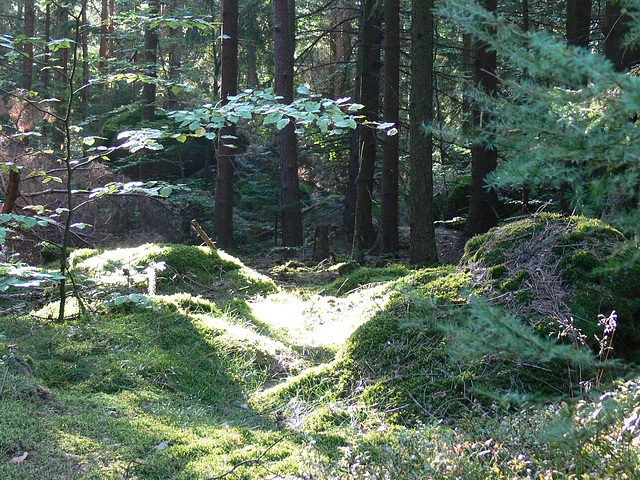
[313,225,331,261]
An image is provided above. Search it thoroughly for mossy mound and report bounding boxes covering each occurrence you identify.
[461,213,640,361]
[254,265,565,424]
[71,243,276,297]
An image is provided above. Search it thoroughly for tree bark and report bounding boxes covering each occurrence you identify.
[214,0,239,249]
[352,0,381,261]
[141,0,159,121]
[463,0,500,239]
[22,0,35,91]
[43,3,51,92]
[167,0,183,110]
[379,0,400,253]
[604,0,640,71]
[561,0,591,213]
[409,0,438,264]
[273,0,303,246]
[99,0,108,75]
[2,169,21,214]
[81,5,89,120]
[343,3,364,235]
[567,0,591,48]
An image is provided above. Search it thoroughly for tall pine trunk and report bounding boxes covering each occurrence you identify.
[409,0,437,264]
[22,0,35,90]
[604,0,640,72]
[352,0,381,261]
[567,0,591,48]
[214,0,238,249]
[273,0,303,246]
[463,0,499,238]
[141,0,159,121]
[167,0,183,110]
[379,0,400,253]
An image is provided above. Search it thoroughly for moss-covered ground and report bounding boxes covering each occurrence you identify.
[0,216,639,479]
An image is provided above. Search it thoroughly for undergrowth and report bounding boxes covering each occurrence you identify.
[0,220,637,478]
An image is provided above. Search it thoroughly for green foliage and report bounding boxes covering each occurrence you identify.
[0,263,66,292]
[0,213,56,245]
[168,88,367,140]
[442,0,640,238]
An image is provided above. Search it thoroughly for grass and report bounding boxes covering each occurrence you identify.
[0,227,638,479]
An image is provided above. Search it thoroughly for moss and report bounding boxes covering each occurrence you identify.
[488,264,508,280]
[303,404,352,432]
[325,264,410,296]
[459,214,640,362]
[500,270,530,292]
[144,244,240,275]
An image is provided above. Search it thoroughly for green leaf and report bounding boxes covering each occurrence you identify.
[171,85,181,95]
[23,217,37,228]
[297,85,310,95]
[264,111,283,125]
[276,118,290,130]
[159,186,173,197]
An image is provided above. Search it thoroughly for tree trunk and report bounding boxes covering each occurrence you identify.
[22,0,35,91]
[167,0,183,110]
[2,169,21,214]
[604,1,640,71]
[43,3,51,92]
[379,0,400,253]
[343,4,363,235]
[214,0,238,249]
[409,0,438,264]
[273,0,303,246]
[81,5,89,120]
[52,6,69,146]
[99,0,108,75]
[567,0,591,48]
[352,0,381,261]
[141,0,159,121]
[561,0,591,213]
[463,0,500,239]
[313,225,331,261]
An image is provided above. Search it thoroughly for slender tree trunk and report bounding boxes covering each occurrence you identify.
[352,0,382,261]
[379,0,400,253]
[81,6,89,120]
[43,3,51,92]
[167,0,183,110]
[141,0,159,121]
[2,169,21,214]
[409,0,438,264]
[273,0,303,246]
[52,6,69,146]
[214,0,238,249]
[245,46,259,87]
[99,0,108,75]
[463,0,500,238]
[22,0,35,91]
[343,2,364,235]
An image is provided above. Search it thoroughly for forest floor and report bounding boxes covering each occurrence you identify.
[0,222,637,479]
